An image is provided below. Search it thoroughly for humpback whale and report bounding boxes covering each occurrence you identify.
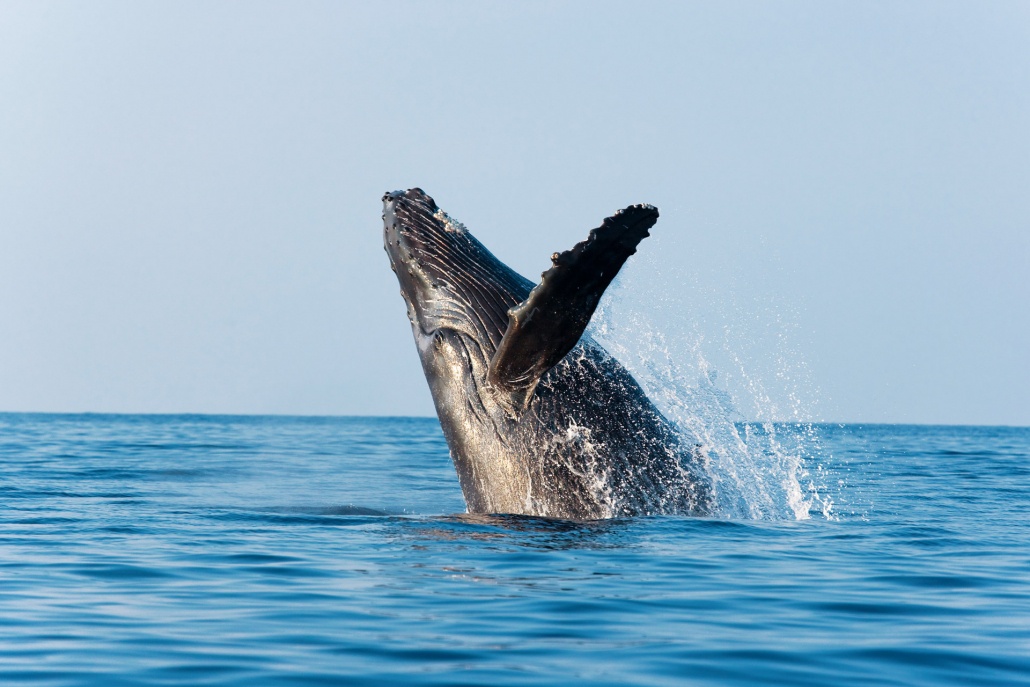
[383,189,711,519]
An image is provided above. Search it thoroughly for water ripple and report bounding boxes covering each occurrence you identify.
[0,414,1027,686]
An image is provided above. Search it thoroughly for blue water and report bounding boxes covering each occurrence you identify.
[2,413,1028,686]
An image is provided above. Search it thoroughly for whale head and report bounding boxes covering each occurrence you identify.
[382,188,531,358]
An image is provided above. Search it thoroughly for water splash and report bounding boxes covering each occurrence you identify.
[589,246,834,521]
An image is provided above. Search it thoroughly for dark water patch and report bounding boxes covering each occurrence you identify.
[205,508,395,528]
[270,504,394,517]
[4,518,87,529]
[321,504,392,516]
[73,562,179,581]
[3,491,143,501]
[868,573,998,590]
[1,488,129,499]
[830,647,1030,686]
[812,599,980,618]
[150,468,219,479]
[98,524,147,534]
[223,552,302,564]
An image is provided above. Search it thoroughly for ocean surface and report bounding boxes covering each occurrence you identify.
[1,413,1028,686]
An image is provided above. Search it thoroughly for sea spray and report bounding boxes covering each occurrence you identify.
[589,245,834,521]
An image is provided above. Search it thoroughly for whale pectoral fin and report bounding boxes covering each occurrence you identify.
[487,204,659,415]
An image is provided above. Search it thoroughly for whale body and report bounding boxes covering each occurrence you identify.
[383,188,711,519]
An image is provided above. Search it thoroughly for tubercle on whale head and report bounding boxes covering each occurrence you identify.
[381,188,441,276]
[382,187,451,281]
[382,188,491,340]
[383,190,432,328]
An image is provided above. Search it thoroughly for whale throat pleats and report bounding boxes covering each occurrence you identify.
[487,204,659,415]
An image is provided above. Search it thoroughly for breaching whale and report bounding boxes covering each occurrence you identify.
[383,188,711,519]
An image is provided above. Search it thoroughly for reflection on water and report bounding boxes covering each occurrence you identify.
[412,512,635,551]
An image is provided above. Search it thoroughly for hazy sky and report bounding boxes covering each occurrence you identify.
[1,1,1027,424]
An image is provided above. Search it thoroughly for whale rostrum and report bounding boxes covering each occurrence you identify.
[383,188,711,519]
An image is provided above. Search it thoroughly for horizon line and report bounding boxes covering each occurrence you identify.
[0,410,1026,430]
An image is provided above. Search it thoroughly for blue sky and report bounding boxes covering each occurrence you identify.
[1,1,1027,424]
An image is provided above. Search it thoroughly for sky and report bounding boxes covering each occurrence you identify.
[0,1,1027,425]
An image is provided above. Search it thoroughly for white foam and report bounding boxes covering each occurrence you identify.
[433,208,467,235]
[588,252,836,521]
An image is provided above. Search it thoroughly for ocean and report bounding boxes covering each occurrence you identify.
[1,413,1028,686]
